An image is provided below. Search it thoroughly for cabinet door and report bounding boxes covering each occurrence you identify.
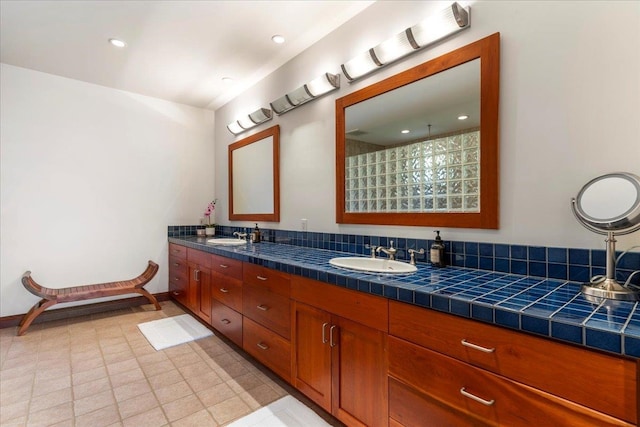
[331,315,388,427]
[292,302,332,413]
[189,263,211,323]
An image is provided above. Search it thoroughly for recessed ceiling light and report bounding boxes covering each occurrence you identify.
[222,77,234,84]
[271,35,285,44]
[401,129,410,134]
[458,115,469,120]
[108,38,126,48]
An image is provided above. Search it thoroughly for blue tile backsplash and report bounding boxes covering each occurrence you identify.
[168,225,640,357]
[168,224,640,287]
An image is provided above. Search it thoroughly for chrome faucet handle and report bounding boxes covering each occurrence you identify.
[408,248,426,265]
[365,244,377,258]
[233,231,248,240]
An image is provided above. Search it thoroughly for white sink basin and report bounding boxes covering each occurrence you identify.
[329,257,417,274]
[207,238,247,246]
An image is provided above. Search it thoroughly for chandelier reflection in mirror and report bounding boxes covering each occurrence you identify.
[341,2,470,81]
[571,172,640,301]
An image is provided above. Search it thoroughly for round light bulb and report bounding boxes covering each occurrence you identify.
[271,35,285,44]
[222,77,234,84]
[458,115,469,120]
[108,38,126,48]
[401,129,410,134]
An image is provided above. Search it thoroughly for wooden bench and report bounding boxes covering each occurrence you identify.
[18,260,160,335]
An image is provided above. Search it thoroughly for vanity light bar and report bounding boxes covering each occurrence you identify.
[341,2,470,82]
[226,108,273,135]
[270,73,340,115]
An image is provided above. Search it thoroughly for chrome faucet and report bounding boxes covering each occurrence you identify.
[233,231,248,240]
[408,248,426,265]
[376,240,397,260]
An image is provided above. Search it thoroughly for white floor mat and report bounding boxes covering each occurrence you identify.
[137,314,213,351]
[228,395,332,427]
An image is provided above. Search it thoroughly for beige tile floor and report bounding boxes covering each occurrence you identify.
[0,301,339,427]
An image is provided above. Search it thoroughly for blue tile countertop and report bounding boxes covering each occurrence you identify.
[169,236,640,358]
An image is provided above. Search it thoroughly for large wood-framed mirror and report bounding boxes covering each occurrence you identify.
[229,125,280,222]
[336,32,500,229]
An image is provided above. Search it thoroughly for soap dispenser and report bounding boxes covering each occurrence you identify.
[251,223,261,243]
[430,230,446,267]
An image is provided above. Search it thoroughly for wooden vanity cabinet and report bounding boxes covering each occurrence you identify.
[389,300,638,426]
[291,276,388,427]
[241,264,293,382]
[210,254,243,346]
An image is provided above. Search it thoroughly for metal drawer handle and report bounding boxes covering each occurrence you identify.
[257,304,269,311]
[172,291,180,296]
[329,325,337,347]
[173,277,180,281]
[257,342,269,350]
[256,275,268,281]
[220,288,229,293]
[193,269,200,281]
[221,319,231,324]
[461,339,495,353]
[460,388,495,406]
[219,264,229,269]
[322,322,329,344]
[173,263,180,267]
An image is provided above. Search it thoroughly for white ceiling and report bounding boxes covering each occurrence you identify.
[0,0,374,110]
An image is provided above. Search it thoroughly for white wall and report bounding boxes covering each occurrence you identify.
[214,0,640,250]
[0,64,215,316]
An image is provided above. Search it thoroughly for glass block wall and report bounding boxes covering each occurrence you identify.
[345,130,480,213]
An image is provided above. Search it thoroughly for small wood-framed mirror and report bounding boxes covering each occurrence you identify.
[336,33,500,229]
[229,125,280,222]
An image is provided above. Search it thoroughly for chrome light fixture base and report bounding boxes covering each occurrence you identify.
[581,278,639,302]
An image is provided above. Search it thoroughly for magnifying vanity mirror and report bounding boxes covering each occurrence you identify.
[336,33,500,228]
[229,125,280,222]
[572,172,640,301]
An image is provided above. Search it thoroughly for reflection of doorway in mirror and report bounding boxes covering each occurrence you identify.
[345,130,479,213]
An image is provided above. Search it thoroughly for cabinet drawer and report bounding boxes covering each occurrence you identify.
[389,301,637,423]
[211,299,242,347]
[168,274,188,303]
[389,377,490,427]
[169,243,187,260]
[211,255,242,280]
[243,263,290,297]
[243,317,291,383]
[211,272,243,312]
[291,276,388,332]
[169,256,188,278]
[243,282,291,339]
[389,336,633,427]
[187,248,211,268]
